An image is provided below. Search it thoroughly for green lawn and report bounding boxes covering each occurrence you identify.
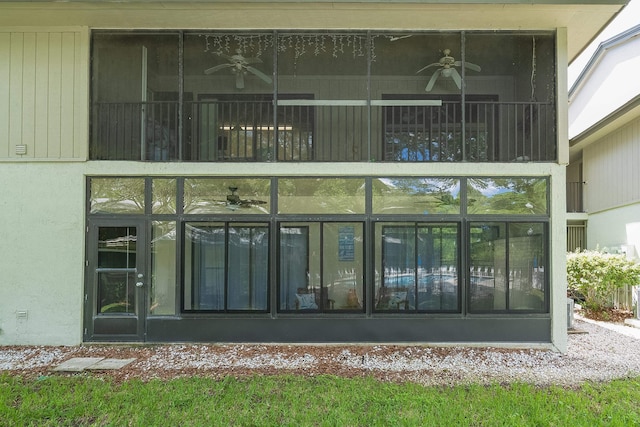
[1,374,639,426]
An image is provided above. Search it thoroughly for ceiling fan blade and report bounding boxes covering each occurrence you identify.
[243,57,262,64]
[217,53,235,62]
[416,62,441,74]
[464,62,481,72]
[450,68,462,89]
[235,73,245,90]
[453,61,481,72]
[425,69,441,92]
[204,63,232,74]
[246,66,273,84]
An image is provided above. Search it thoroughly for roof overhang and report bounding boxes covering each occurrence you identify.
[569,95,640,163]
[0,1,628,62]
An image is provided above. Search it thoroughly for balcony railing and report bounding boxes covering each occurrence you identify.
[91,99,556,162]
[566,181,585,213]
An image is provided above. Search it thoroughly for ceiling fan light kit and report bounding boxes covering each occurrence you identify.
[416,48,481,92]
[204,49,273,90]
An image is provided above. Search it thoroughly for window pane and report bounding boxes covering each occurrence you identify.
[184,222,268,311]
[98,271,136,314]
[279,225,312,311]
[98,226,137,268]
[227,225,269,310]
[469,222,546,312]
[372,178,460,214]
[467,178,548,215]
[278,178,366,214]
[508,223,546,311]
[184,223,226,310]
[150,221,176,315]
[375,223,459,312]
[279,222,363,312]
[97,226,137,314]
[152,179,177,214]
[183,178,270,214]
[90,178,145,214]
[322,223,364,311]
[469,223,507,311]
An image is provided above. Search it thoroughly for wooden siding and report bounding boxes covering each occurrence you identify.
[0,29,88,160]
[584,117,640,212]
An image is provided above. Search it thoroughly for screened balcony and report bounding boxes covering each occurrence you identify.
[91,31,557,163]
[91,98,555,162]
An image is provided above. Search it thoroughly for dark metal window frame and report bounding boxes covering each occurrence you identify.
[86,175,551,316]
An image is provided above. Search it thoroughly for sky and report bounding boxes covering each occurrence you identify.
[568,0,640,88]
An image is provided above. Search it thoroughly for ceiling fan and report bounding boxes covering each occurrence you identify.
[416,48,481,92]
[204,50,273,90]
[224,187,267,210]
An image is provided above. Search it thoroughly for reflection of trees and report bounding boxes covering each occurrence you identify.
[91,178,145,213]
[372,178,460,214]
[152,179,177,214]
[468,178,547,214]
[183,178,270,213]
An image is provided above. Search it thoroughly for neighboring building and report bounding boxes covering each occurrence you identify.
[568,23,640,258]
[0,1,627,351]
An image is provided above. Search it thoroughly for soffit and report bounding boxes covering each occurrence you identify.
[0,2,627,61]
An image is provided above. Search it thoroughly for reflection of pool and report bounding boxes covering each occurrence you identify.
[379,273,459,310]
[383,273,457,290]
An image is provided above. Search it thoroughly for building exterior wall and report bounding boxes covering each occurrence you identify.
[0,1,609,352]
[0,28,89,161]
[583,117,640,213]
[0,163,86,345]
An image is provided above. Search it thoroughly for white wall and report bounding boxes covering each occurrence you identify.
[587,202,640,257]
[0,163,86,345]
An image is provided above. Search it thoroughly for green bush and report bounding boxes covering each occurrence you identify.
[567,249,640,312]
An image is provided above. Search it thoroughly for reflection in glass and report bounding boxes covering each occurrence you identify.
[469,222,546,312]
[97,226,137,314]
[375,223,459,312]
[467,178,548,215]
[372,178,460,214]
[469,223,507,311]
[150,221,176,315]
[98,271,136,314]
[278,178,366,214]
[90,178,145,214]
[279,222,364,312]
[183,178,270,214]
[184,222,269,311]
[152,179,177,214]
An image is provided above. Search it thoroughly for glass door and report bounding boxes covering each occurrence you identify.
[85,220,147,341]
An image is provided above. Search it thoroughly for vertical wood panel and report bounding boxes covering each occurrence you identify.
[60,32,76,158]
[21,33,37,156]
[47,32,62,157]
[9,33,24,154]
[0,33,11,158]
[34,32,50,158]
[73,30,88,159]
[585,117,640,213]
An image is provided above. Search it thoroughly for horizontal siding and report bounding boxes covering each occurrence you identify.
[0,30,87,160]
[584,117,640,212]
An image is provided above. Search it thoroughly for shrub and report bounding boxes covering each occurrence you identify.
[566,249,640,312]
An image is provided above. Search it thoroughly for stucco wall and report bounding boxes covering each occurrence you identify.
[0,163,86,345]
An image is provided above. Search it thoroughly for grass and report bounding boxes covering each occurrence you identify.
[1,374,639,426]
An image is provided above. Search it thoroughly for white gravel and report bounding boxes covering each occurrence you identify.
[2,317,640,386]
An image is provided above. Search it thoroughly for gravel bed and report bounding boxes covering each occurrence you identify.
[2,318,640,386]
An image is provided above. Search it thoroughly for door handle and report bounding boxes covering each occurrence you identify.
[136,281,144,288]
